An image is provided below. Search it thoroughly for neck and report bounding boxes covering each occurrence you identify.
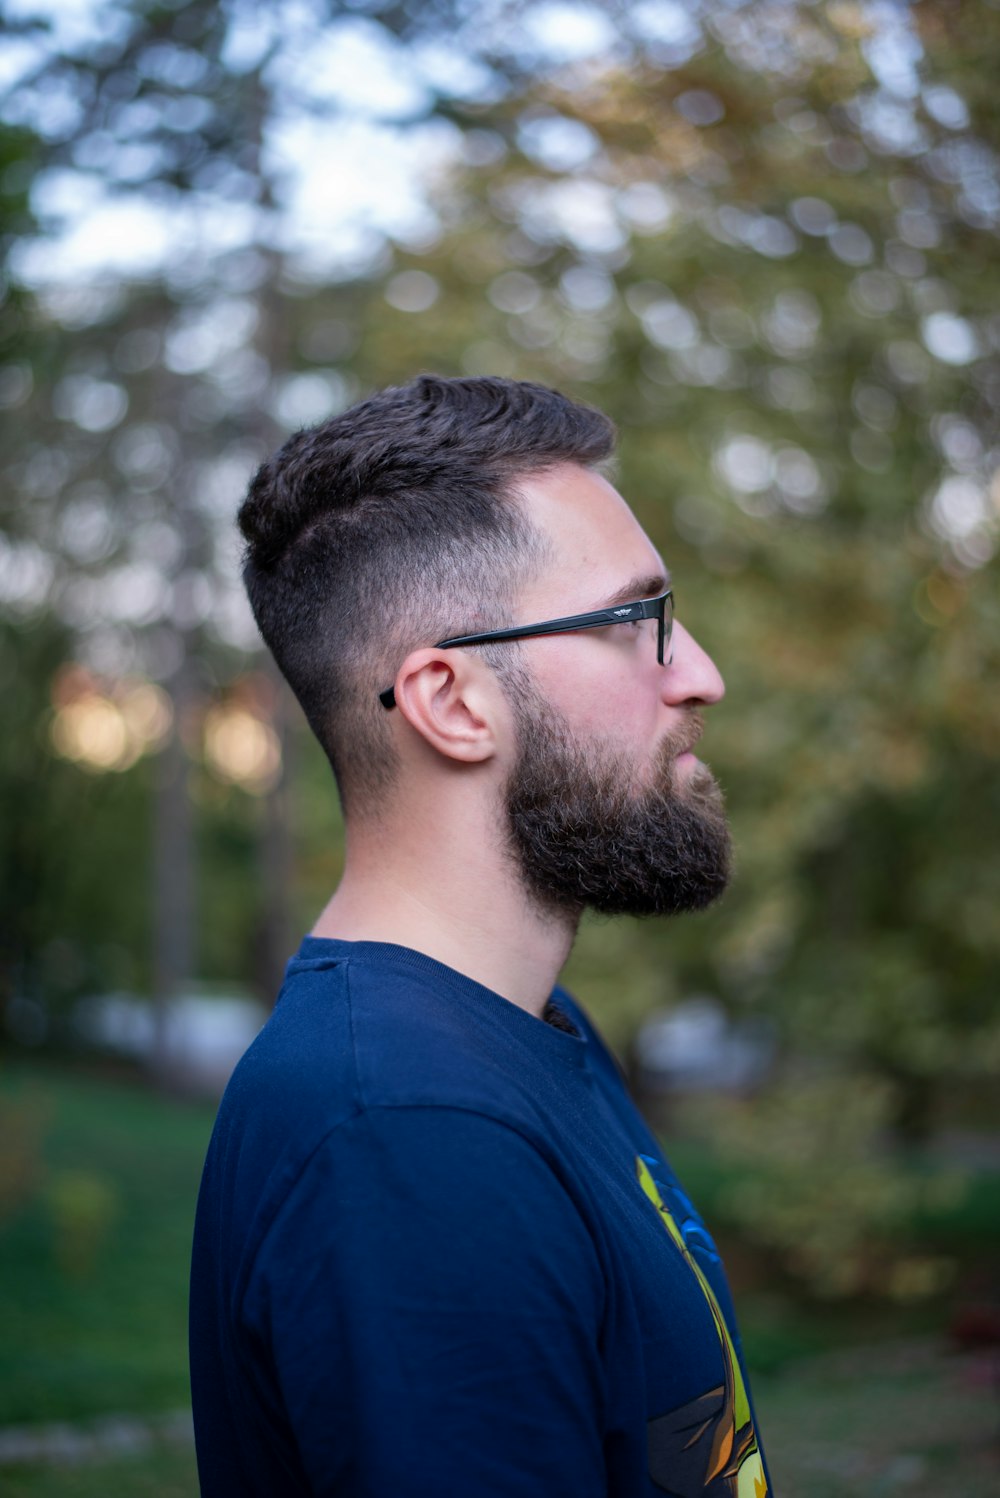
[311,798,578,1017]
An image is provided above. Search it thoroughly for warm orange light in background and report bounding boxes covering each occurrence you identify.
[49,666,173,773]
[203,706,281,795]
[48,665,282,791]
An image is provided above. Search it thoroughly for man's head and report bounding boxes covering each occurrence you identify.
[239,375,612,809]
[240,374,730,918]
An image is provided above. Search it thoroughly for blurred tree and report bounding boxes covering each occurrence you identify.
[0,0,481,1025]
[341,1,1000,1150]
[335,0,998,1291]
[0,614,156,1016]
[0,1,996,1225]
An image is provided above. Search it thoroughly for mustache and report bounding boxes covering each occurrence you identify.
[658,709,706,764]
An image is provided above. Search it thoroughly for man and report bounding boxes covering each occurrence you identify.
[190,375,771,1496]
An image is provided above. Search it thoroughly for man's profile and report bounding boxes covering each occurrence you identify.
[189,375,771,1496]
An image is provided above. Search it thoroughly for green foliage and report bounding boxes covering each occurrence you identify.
[371,3,1000,1140]
[43,1169,120,1280]
[0,616,155,1010]
[0,1064,214,1424]
[0,1091,48,1225]
[560,911,672,1053]
[690,1079,968,1299]
[0,0,997,1301]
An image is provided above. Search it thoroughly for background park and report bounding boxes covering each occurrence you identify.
[1,0,998,1492]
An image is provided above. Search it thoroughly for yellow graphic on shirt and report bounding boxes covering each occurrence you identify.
[636,1156,767,1497]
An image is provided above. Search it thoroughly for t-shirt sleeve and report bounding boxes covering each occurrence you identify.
[242,1105,609,1498]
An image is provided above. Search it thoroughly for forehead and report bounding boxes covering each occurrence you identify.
[514,462,666,610]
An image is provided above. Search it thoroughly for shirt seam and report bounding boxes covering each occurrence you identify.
[294,946,586,1048]
[236,1100,605,1330]
[344,957,368,1113]
[335,951,588,1072]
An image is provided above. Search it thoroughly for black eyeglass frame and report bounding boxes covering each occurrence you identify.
[378,588,674,709]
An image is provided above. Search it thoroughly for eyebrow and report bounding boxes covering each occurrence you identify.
[601,571,671,609]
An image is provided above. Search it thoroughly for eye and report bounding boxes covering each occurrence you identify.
[613,617,647,643]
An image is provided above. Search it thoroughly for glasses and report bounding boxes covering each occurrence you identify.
[378,588,674,709]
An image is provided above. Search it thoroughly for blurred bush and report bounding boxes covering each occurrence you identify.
[692,1076,968,1299]
[43,1168,119,1280]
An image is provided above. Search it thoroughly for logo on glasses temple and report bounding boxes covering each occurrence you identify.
[613,607,637,617]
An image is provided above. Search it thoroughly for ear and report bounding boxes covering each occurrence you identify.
[392,649,500,764]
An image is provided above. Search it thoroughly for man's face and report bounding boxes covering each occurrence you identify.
[498,463,731,918]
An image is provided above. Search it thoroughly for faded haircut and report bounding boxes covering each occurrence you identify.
[238,374,616,811]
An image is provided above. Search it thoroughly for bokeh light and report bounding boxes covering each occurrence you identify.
[203,705,281,795]
[49,665,172,773]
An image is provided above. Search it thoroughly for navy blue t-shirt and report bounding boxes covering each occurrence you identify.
[189,938,770,1496]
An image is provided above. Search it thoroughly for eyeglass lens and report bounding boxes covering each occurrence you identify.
[661,593,673,666]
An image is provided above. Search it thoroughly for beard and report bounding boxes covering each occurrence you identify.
[502,694,731,921]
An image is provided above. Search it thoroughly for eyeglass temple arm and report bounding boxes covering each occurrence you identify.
[437,601,656,650]
[377,619,594,709]
[379,595,670,709]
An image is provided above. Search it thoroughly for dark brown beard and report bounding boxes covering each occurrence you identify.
[503,697,731,920]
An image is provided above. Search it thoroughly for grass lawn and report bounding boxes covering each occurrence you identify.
[0,1060,215,1426]
[2,1441,199,1497]
[757,1339,999,1497]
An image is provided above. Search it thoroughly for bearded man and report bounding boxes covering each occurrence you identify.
[190,375,771,1497]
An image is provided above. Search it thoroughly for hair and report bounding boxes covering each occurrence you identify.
[238,374,616,811]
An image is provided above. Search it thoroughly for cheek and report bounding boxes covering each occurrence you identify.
[528,636,659,735]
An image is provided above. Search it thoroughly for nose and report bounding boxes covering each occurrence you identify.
[661,621,725,706]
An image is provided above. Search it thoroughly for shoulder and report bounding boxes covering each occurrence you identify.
[206,945,578,1209]
[235,1106,611,1497]
[249,1102,608,1319]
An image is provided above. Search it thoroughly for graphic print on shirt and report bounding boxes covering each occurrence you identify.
[636,1156,768,1498]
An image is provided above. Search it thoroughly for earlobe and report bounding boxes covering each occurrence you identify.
[394,651,498,764]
